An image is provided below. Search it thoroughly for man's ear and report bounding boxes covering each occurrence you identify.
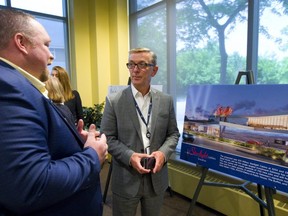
[151,65,158,77]
[14,33,29,54]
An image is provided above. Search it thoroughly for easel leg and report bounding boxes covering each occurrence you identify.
[265,187,275,216]
[187,167,209,216]
[257,184,265,216]
[103,161,113,203]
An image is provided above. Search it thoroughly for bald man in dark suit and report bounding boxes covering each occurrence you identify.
[0,9,107,215]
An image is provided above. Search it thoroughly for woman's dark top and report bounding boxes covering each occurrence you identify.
[65,90,83,125]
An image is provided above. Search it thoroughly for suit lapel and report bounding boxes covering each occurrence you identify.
[124,87,143,142]
[150,90,160,141]
[47,98,84,147]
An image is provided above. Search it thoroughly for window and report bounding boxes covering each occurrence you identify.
[258,0,288,84]
[0,0,69,72]
[132,0,163,11]
[10,0,64,16]
[130,3,168,91]
[37,17,67,69]
[176,1,248,89]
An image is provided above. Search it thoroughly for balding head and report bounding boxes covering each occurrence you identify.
[0,9,35,50]
[0,9,54,82]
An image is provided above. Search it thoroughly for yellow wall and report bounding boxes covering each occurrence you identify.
[69,0,129,107]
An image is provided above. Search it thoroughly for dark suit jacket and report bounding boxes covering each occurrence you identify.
[0,60,102,216]
[54,103,76,127]
[101,86,180,198]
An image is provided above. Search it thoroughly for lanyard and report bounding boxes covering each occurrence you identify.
[133,96,152,139]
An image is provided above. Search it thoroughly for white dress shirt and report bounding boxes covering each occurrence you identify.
[131,84,152,153]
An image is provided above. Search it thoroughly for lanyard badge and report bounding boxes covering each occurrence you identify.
[133,96,152,139]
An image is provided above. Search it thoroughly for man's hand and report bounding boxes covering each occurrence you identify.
[130,153,152,174]
[77,119,100,141]
[84,124,108,165]
[151,151,165,173]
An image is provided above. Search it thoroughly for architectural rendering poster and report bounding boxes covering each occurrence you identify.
[180,84,288,193]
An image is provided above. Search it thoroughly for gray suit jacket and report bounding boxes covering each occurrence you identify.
[101,86,180,198]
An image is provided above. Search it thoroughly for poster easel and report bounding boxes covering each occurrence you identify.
[234,70,255,85]
[186,71,276,216]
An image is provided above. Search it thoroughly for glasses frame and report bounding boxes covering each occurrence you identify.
[126,62,155,70]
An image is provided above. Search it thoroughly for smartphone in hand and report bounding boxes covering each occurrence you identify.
[141,157,156,170]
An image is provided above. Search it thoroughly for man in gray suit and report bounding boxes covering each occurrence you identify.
[101,48,180,216]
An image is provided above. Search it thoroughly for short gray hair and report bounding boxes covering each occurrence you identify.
[128,48,157,65]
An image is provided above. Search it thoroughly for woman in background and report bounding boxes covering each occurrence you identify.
[51,66,83,125]
[45,76,75,126]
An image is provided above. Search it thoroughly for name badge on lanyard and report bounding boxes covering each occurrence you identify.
[133,96,152,139]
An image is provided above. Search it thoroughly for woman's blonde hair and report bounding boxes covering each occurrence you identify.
[52,66,74,101]
[45,76,65,103]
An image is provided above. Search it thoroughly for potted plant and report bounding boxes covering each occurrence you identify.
[82,102,105,129]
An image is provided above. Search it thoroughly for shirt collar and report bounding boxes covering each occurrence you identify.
[0,57,48,98]
[131,83,153,98]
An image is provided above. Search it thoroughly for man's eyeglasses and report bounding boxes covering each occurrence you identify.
[126,62,155,70]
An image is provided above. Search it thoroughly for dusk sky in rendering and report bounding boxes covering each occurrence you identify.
[185,84,288,119]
